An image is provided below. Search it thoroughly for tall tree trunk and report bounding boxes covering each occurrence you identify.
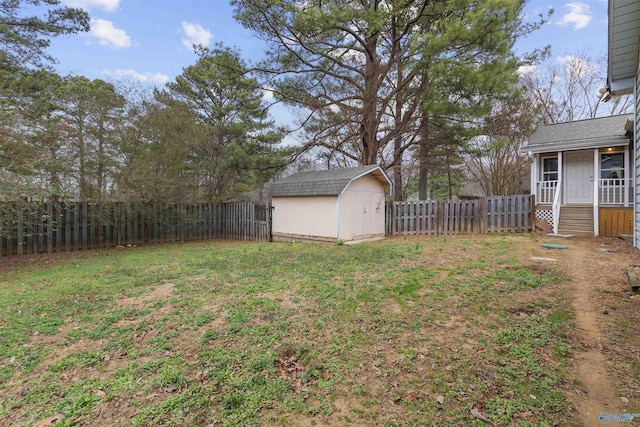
[97,123,105,201]
[418,114,430,200]
[78,125,87,200]
[361,1,380,165]
[393,143,402,201]
[393,54,404,201]
[446,149,453,199]
[361,32,379,165]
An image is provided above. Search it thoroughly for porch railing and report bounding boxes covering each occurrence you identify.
[536,181,558,204]
[598,178,632,205]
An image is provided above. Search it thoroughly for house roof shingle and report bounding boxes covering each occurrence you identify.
[271,165,391,197]
[523,114,633,154]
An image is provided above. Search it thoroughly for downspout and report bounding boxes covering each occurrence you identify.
[634,78,637,248]
[593,149,599,236]
[625,144,630,207]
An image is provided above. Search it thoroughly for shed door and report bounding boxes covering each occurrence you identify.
[565,150,593,204]
[351,192,365,238]
[363,191,375,237]
[351,191,378,238]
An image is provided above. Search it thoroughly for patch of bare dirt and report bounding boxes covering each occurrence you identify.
[117,282,175,308]
[385,299,403,314]
[546,237,640,425]
[252,290,300,312]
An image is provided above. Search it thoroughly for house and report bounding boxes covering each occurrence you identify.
[607,0,640,246]
[524,114,633,236]
[270,165,392,243]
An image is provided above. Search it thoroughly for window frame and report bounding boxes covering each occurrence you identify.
[541,156,559,182]
[600,151,625,180]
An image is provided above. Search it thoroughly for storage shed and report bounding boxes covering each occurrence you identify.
[270,165,392,242]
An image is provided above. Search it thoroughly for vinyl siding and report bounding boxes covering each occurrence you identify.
[635,47,640,246]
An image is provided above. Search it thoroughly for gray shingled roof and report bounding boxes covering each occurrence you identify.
[271,165,391,197]
[523,114,633,154]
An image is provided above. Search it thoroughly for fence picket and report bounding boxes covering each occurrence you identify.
[389,195,530,236]
[0,201,275,257]
[1,196,531,257]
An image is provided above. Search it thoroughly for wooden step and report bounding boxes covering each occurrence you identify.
[557,229,593,236]
[560,211,593,217]
[559,218,593,224]
[558,217,593,223]
[560,206,593,215]
[557,206,594,236]
[558,225,593,232]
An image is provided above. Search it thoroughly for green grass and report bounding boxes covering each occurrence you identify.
[0,236,576,426]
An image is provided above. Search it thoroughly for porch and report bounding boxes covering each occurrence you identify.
[531,148,633,236]
[523,114,633,237]
[536,178,633,207]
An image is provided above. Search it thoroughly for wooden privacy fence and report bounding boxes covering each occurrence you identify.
[389,195,532,235]
[0,201,271,257]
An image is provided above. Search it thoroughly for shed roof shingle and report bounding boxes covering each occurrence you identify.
[271,165,391,197]
[523,114,632,154]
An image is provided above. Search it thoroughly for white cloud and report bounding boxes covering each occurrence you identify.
[329,104,341,113]
[102,69,169,84]
[517,65,537,76]
[262,87,274,100]
[557,55,596,77]
[295,0,314,10]
[62,0,120,12]
[181,22,212,51]
[91,19,131,49]
[556,2,592,30]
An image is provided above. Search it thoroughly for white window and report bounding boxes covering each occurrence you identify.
[600,152,624,179]
[542,156,558,181]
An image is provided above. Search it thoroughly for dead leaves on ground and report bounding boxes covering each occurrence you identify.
[274,353,330,392]
[33,413,63,427]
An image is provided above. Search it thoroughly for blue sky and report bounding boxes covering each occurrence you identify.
[50,0,263,83]
[47,0,610,85]
[42,0,611,144]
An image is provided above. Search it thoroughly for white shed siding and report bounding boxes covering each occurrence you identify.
[337,175,386,240]
[272,196,337,241]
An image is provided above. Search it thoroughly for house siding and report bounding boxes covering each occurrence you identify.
[636,47,640,246]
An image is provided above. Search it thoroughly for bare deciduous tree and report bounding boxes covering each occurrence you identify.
[463,94,537,196]
[519,49,633,123]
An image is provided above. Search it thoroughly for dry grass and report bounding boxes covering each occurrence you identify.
[0,234,635,426]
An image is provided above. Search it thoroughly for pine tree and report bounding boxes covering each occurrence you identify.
[163,45,290,201]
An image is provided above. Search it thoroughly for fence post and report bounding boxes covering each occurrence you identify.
[16,205,23,256]
[0,204,3,257]
[56,203,63,253]
[482,197,488,234]
[530,194,535,232]
[385,201,391,236]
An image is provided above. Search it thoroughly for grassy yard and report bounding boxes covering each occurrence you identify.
[0,235,577,426]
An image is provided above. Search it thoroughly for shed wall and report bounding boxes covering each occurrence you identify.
[338,175,386,240]
[272,196,337,241]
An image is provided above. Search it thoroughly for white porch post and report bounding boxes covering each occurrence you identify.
[531,153,539,199]
[625,144,630,207]
[594,149,599,236]
[557,151,563,201]
[552,151,563,234]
